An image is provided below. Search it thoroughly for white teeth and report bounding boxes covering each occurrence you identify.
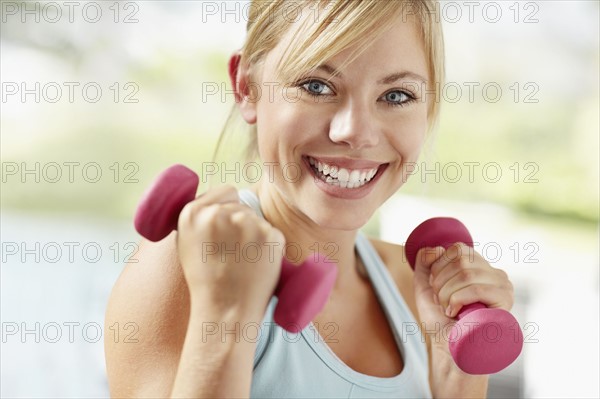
[307,156,381,189]
[330,166,338,178]
[336,168,349,182]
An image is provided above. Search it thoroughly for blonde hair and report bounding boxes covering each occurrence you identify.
[213,0,445,169]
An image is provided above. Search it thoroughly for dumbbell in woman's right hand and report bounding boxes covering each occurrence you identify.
[134,164,338,333]
[176,187,287,324]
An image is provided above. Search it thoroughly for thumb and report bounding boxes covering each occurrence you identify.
[412,246,444,293]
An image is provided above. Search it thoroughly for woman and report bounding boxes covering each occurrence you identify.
[105,1,515,397]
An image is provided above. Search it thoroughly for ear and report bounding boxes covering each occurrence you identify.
[228,51,257,124]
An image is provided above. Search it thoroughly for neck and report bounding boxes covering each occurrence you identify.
[251,183,363,292]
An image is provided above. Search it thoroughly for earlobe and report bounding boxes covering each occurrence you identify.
[227,51,257,124]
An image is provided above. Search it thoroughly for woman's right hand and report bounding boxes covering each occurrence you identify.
[176,185,285,322]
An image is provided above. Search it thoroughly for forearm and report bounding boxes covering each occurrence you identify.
[170,302,259,398]
[429,344,489,399]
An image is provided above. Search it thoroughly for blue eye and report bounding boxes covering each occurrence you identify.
[301,80,333,96]
[382,90,418,108]
[385,91,409,104]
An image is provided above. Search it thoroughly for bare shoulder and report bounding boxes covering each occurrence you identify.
[104,232,189,398]
[366,236,420,323]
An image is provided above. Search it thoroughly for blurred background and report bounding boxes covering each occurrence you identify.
[1,0,598,397]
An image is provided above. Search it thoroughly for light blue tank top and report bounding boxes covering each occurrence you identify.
[238,189,432,398]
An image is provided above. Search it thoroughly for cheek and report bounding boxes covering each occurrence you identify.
[256,97,328,161]
[388,112,428,161]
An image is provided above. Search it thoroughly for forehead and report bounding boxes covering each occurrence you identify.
[262,10,429,83]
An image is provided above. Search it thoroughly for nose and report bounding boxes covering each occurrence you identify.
[328,100,381,149]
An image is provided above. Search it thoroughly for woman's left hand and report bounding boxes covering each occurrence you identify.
[412,243,515,353]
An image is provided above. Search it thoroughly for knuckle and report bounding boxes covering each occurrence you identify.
[449,242,461,250]
[459,250,475,264]
[445,242,462,259]
[445,243,473,264]
[459,268,476,284]
[178,201,195,228]
[457,242,471,253]
[197,203,226,225]
[201,184,239,204]
[447,256,466,273]
[495,268,513,290]
[223,185,240,199]
[498,268,509,280]
[215,183,237,195]
[230,207,255,223]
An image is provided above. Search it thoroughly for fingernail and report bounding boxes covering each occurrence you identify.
[445,305,453,318]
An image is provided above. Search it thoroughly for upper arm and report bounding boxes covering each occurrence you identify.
[104,233,190,398]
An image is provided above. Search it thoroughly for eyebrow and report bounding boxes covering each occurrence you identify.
[316,64,427,84]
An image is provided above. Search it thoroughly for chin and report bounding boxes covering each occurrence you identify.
[307,208,371,232]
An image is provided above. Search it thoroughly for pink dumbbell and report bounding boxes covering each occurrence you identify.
[405,217,524,375]
[134,164,337,333]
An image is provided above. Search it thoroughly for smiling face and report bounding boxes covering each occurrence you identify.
[240,12,431,231]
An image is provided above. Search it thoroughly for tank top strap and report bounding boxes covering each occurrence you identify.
[354,231,430,379]
[355,231,415,335]
[238,188,264,218]
[238,189,276,367]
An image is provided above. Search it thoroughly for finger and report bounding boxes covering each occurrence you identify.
[430,242,477,280]
[182,202,250,231]
[183,186,244,222]
[227,205,282,240]
[414,246,444,272]
[445,284,514,318]
[413,246,445,294]
[430,259,464,297]
[436,268,499,310]
[195,184,240,205]
[229,205,260,225]
[431,250,488,297]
